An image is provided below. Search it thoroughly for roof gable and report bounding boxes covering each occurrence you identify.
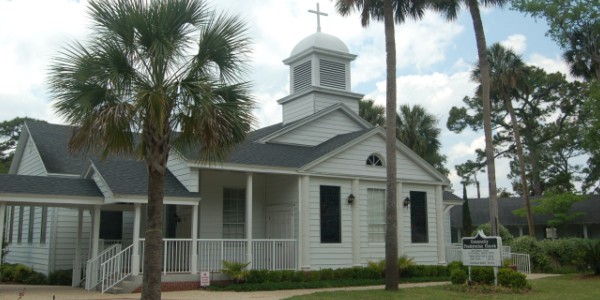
[301,128,449,184]
[257,103,372,146]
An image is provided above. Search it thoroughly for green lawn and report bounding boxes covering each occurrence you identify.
[285,275,600,300]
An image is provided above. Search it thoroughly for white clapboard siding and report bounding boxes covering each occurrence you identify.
[314,94,359,115]
[3,206,50,274]
[281,95,314,124]
[16,137,47,176]
[198,170,266,239]
[306,177,354,268]
[52,208,92,271]
[400,184,439,265]
[272,110,363,146]
[167,153,199,192]
[308,135,435,182]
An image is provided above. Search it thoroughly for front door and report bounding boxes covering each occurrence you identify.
[266,205,294,239]
[264,205,295,270]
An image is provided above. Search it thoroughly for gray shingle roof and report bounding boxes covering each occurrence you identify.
[91,158,199,198]
[444,191,462,201]
[26,121,88,175]
[0,174,102,198]
[450,196,600,227]
[176,121,376,168]
[25,121,197,198]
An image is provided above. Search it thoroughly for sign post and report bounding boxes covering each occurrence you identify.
[200,271,210,288]
[461,230,502,285]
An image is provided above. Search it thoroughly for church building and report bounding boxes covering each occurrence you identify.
[0,10,458,292]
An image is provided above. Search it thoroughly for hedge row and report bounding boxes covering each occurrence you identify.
[0,264,72,285]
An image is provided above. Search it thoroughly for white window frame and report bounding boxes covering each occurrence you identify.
[222,188,246,239]
[367,188,386,243]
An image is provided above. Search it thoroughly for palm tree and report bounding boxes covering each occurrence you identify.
[359,99,386,127]
[431,0,510,236]
[473,43,535,236]
[335,0,429,290]
[48,1,254,298]
[396,104,448,175]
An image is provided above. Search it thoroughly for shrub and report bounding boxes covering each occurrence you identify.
[447,261,467,273]
[450,268,468,285]
[475,223,514,245]
[539,238,587,271]
[304,270,320,282]
[398,255,415,277]
[404,265,449,278]
[221,260,250,283]
[367,260,385,277]
[497,268,528,290]
[583,239,600,275]
[320,268,334,280]
[470,267,494,285]
[47,269,72,285]
[245,269,269,283]
[0,263,46,285]
[510,236,550,272]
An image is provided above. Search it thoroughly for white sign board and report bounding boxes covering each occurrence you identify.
[461,231,502,267]
[200,271,210,287]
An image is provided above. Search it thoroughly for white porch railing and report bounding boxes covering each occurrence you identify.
[85,243,122,291]
[511,253,531,274]
[101,244,134,293]
[252,239,297,270]
[137,239,297,273]
[445,244,531,274]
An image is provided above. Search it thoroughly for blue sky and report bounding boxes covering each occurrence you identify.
[0,0,573,197]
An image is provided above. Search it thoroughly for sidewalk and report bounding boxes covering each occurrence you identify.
[0,274,559,300]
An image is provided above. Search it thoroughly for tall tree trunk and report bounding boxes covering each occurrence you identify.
[505,98,536,237]
[383,0,398,291]
[142,122,171,300]
[529,140,543,196]
[467,0,499,236]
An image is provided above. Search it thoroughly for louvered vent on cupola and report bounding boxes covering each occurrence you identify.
[319,59,346,90]
[293,60,312,93]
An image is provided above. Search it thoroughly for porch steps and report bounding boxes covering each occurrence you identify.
[104,276,141,294]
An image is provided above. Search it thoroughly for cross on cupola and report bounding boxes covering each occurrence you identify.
[308,3,328,32]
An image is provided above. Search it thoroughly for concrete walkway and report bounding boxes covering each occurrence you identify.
[0,274,560,300]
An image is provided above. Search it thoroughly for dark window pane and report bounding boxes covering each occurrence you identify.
[100,211,123,240]
[320,185,341,243]
[410,191,428,243]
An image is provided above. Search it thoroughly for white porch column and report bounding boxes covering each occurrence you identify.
[583,225,589,239]
[91,205,101,258]
[518,226,524,237]
[72,208,84,286]
[435,185,446,264]
[299,175,310,269]
[0,202,6,254]
[351,179,360,265]
[396,182,403,254]
[246,173,253,268]
[191,203,199,274]
[132,203,141,276]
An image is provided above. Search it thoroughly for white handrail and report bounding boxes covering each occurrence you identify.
[136,238,298,274]
[101,244,134,293]
[85,243,122,291]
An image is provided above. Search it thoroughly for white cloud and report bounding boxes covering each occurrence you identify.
[527,53,573,79]
[367,71,476,122]
[501,34,527,55]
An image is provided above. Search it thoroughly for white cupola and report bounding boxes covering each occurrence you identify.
[277,6,363,124]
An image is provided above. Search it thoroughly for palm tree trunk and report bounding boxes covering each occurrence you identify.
[383,0,398,291]
[142,122,171,300]
[505,98,535,237]
[467,0,499,236]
